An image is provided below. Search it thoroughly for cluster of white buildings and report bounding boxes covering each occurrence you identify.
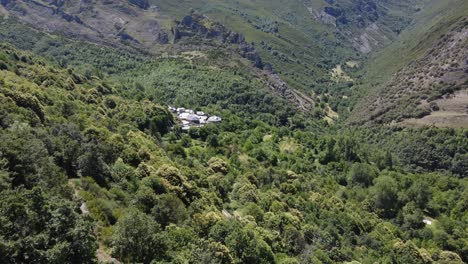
[168,106,222,131]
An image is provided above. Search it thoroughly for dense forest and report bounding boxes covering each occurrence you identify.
[0,0,467,263]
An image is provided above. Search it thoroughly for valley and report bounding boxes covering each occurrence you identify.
[0,0,466,263]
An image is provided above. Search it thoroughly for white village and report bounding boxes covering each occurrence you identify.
[168,106,222,131]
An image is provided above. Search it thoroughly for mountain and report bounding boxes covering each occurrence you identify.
[349,0,468,127]
[0,0,428,93]
[0,1,467,263]
[1,0,444,123]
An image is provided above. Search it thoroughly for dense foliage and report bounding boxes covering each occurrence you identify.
[0,32,466,264]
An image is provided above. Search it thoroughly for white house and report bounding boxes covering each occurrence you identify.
[423,219,433,225]
[172,106,222,132]
[177,108,186,113]
[178,112,190,120]
[207,116,222,123]
[186,114,200,123]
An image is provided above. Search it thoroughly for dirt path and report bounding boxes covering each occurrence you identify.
[67,179,121,264]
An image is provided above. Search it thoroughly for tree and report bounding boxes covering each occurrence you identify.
[225,227,274,264]
[283,225,306,254]
[372,175,399,218]
[51,123,83,178]
[193,241,234,264]
[406,179,431,209]
[0,158,11,191]
[0,188,97,263]
[348,163,378,187]
[78,141,111,187]
[149,114,172,136]
[207,134,220,147]
[392,240,432,264]
[451,153,468,177]
[111,209,165,263]
[0,122,63,189]
[400,202,424,231]
[151,193,188,227]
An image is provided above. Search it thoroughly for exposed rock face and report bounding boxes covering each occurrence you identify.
[173,14,264,69]
[128,0,149,9]
[0,1,311,111]
[303,0,423,53]
[171,13,313,110]
[175,14,246,44]
[307,7,336,27]
[264,74,314,110]
[0,0,168,50]
[350,23,390,54]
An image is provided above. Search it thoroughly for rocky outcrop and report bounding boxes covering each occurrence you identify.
[128,0,149,9]
[0,0,168,50]
[172,13,313,110]
[173,13,264,69]
[307,7,336,27]
[304,0,423,53]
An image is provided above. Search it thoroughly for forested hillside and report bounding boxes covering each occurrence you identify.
[0,0,467,263]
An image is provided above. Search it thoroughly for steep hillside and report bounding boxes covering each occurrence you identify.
[302,0,426,53]
[0,0,427,95]
[0,0,437,123]
[1,42,467,264]
[0,14,316,112]
[349,0,468,127]
[1,1,468,263]
[0,0,171,50]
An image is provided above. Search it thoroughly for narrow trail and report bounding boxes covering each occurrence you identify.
[67,179,121,264]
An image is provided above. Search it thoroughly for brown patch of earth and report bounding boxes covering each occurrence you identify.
[401,89,468,128]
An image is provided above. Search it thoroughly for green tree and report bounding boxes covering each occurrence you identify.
[78,141,111,187]
[348,163,378,187]
[0,122,63,189]
[372,175,399,218]
[111,209,165,263]
[226,227,274,264]
[406,179,431,209]
[0,188,97,263]
[151,193,188,227]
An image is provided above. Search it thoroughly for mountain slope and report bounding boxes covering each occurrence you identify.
[0,0,428,94]
[0,0,171,50]
[1,42,467,263]
[349,0,468,127]
[1,1,468,263]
